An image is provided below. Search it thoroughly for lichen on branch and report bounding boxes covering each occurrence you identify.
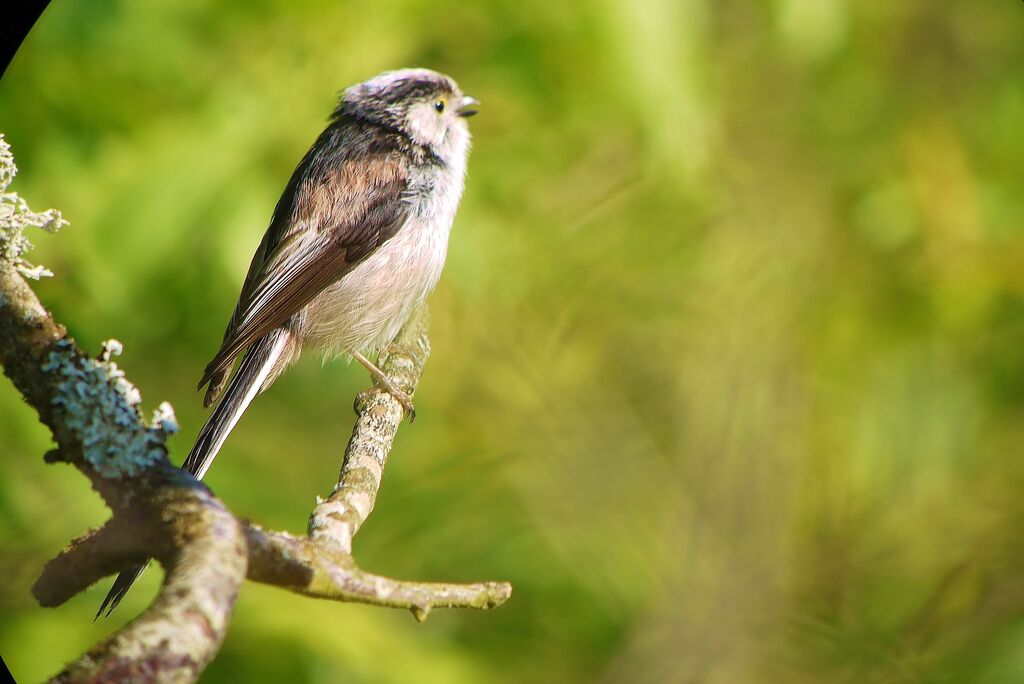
[0,134,67,279]
[43,337,180,478]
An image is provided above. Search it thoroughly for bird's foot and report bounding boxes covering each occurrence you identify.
[348,347,417,422]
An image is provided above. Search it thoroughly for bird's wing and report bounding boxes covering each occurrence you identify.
[198,147,410,397]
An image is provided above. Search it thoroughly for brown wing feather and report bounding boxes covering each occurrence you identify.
[198,151,410,399]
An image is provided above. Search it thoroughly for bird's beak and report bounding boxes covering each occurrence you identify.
[458,96,480,118]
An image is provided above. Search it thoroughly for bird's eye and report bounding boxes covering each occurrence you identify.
[434,100,445,113]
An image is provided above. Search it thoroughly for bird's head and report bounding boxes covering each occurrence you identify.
[340,68,477,162]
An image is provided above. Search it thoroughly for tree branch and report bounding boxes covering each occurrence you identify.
[309,305,428,554]
[295,305,512,619]
[0,253,249,682]
[0,134,509,682]
[246,525,511,622]
[50,473,247,684]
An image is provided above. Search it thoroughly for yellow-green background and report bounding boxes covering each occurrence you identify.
[3,1,1024,682]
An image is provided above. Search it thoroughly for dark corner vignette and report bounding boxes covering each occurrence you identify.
[1,1,52,78]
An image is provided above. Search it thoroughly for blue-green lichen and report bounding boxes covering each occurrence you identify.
[42,338,179,478]
[0,135,67,279]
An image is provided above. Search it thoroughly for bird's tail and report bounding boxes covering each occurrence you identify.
[96,330,293,619]
[182,330,292,480]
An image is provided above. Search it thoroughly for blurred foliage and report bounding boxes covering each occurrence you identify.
[2,0,1024,682]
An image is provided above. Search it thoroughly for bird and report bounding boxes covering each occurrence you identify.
[97,68,478,618]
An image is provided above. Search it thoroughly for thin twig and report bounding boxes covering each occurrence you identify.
[246,525,511,622]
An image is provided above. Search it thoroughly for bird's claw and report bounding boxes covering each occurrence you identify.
[393,388,417,423]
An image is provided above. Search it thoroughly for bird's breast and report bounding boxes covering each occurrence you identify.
[298,164,464,355]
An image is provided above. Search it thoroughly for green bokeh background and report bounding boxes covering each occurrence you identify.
[3,1,1024,681]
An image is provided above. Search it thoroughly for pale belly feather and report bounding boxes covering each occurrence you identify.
[296,212,451,355]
